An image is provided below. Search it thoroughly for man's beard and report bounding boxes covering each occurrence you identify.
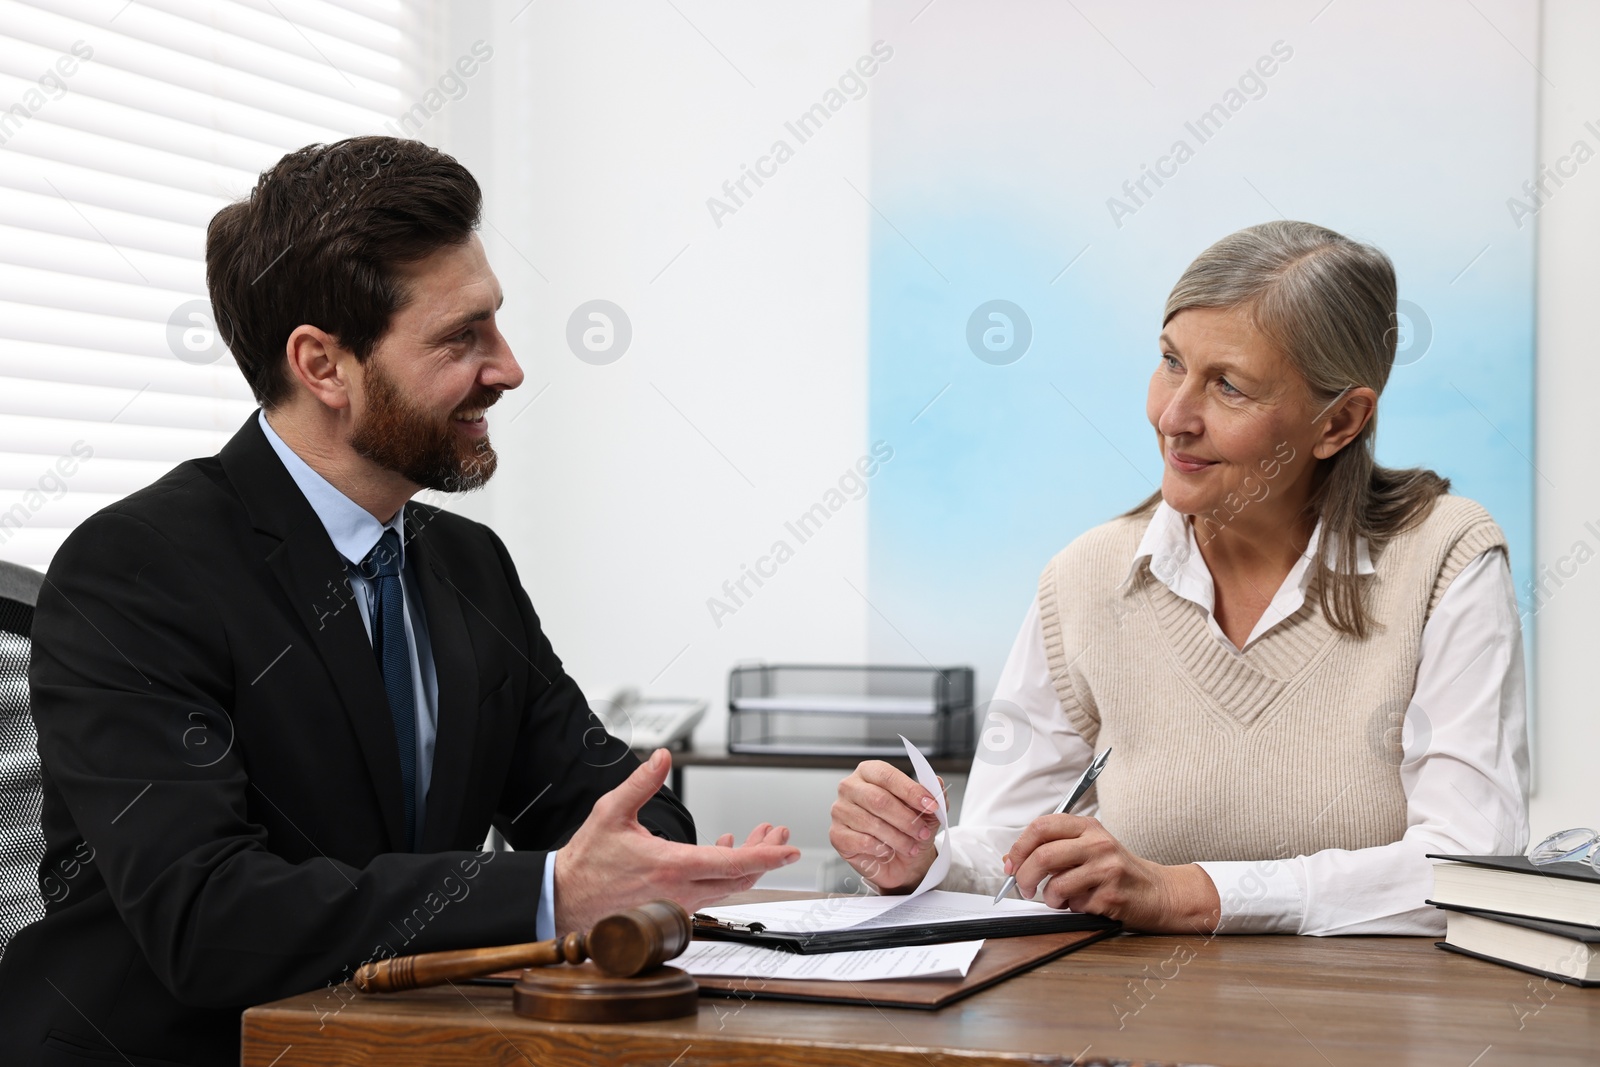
[349,359,499,493]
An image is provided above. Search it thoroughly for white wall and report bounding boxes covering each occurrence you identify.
[1531,0,1600,836]
[434,1,877,885]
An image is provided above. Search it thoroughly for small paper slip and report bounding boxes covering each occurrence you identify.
[676,939,984,981]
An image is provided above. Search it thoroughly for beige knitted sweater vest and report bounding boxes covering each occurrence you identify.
[1036,495,1506,865]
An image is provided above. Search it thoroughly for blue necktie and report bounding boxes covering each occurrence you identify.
[359,528,417,851]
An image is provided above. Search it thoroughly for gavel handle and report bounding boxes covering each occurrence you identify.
[354,932,587,993]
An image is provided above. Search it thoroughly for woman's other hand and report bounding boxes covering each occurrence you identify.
[1006,813,1221,933]
[830,760,942,892]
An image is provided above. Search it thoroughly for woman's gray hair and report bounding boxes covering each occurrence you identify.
[1129,220,1448,639]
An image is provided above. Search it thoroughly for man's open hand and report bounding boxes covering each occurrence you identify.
[552,749,800,933]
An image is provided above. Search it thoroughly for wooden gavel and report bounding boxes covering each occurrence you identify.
[354,899,691,993]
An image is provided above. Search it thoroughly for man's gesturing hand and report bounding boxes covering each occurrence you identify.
[553,749,799,934]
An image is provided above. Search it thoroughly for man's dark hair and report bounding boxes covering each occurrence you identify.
[206,136,482,408]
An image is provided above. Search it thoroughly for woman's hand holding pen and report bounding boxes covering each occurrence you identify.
[1004,813,1221,933]
[830,761,944,893]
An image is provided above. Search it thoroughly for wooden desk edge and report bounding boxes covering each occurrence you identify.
[240,999,1181,1067]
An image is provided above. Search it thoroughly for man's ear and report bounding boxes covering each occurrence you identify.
[1312,386,1377,460]
[284,325,356,412]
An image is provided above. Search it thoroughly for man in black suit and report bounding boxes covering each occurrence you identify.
[0,136,798,1066]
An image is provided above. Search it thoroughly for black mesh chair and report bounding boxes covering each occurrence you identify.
[0,559,45,961]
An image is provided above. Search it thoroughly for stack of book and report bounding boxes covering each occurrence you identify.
[1428,852,1600,986]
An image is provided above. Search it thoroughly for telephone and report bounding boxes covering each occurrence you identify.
[589,687,707,752]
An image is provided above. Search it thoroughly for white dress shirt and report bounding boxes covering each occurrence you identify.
[944,501,1530,935]
[258,410,556,937]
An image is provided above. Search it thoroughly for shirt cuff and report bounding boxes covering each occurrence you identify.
[536,851,557,940]
[1197,858,1306,934]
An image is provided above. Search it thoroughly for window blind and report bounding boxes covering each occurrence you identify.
[0,0,428,569]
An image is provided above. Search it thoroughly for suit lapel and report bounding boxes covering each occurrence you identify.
[409,511,476,857]
[220,414,409,850]
[408,508,480,852]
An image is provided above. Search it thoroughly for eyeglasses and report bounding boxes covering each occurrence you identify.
[1528,827,1600,873]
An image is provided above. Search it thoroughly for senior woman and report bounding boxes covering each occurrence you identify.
[830,220,1529,936]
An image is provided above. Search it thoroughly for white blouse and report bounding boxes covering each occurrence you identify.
[943,502,1530,935]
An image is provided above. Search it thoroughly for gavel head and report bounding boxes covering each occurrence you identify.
[586,900,691,977]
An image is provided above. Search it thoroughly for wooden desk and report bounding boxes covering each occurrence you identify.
[243,904,1600,1066]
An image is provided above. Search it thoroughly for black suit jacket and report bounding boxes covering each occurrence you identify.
[0,414,693,1066]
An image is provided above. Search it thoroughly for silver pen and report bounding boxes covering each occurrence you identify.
[992,747,1112,904]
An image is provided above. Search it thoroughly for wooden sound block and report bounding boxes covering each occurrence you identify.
[511,963,698,1023]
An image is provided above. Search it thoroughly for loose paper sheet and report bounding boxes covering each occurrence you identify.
[677,938,984,981]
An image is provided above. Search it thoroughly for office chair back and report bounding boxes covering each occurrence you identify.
[0,559,45,961]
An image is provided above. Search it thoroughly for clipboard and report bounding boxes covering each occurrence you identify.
[693,926,1123,1009]
[690,906,1119,953]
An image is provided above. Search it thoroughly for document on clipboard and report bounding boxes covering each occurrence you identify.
[694,887,1117,953]
[693,735,1119,953]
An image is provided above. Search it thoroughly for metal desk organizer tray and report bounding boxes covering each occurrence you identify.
[727,664,974,757]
